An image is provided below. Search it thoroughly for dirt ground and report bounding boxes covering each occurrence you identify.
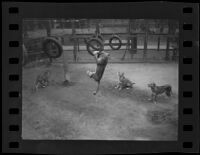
[22,62,178,140]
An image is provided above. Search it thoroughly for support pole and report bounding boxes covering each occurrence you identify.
[46,20,52,37]
[165,20,173,61]
[157,35,160,51]
[129,20,134,59]
[95,20,100,35]
[157,24,164,51]
[165,36,170,60]
[143,20,148,60]
[143,32,148,60]
[73,39,78,62]
[47,20,53,63]
[122,20,130,60]
[132,35,137,54]
[62,50,70,84]
[130,20,137,58]
[71,20,78,62]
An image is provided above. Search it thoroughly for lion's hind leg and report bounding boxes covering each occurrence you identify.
[93,81,100,95]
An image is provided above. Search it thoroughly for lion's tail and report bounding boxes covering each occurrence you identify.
[165,86,172,97]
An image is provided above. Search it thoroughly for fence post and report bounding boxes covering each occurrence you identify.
[172,36,178,61]
[71,20,78,62]
[95,20,100,35]
[166,20,177,61]
[62,50,71,84]
[73,39,78,62]
[130,35,137,59]
[133,36,137,53]
[165,36,170,60]
[46,20,52,37]
[143,32,148,60]
[157,35,160,51]
[129,19,137,59]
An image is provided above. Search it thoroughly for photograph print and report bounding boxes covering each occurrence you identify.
[22,19,179,140]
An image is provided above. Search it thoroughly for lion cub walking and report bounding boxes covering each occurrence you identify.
[148,82,172,104]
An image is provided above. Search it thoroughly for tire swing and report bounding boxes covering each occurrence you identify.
[42,37,63,59]
[109,35,122,50]
[86,38,104,56]
[92,34,104,42]
[50,36,64,45]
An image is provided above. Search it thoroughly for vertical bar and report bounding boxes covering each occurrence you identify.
[51,20,55,29]
[157,35,160,51]
[127,19,131,50]
[165,20,172,61]
[47,20,53,63]
[62,50,70,83]
[129,20,134,59]
[77,39,80,53]
[165,36,170,60]
[143,32,148,59]
[143,20,148,60]
[95,20,100,35]
[128,19,134,59]
[73,39,78,62]
[46,20,51,37]
[122,20,130,60]
[133,35,137,53]
[71,20,78,62]
[72,20,76,35]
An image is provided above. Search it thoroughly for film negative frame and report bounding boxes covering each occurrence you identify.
[2,2,199,154]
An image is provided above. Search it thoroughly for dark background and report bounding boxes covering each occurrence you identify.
[2,2,199,154]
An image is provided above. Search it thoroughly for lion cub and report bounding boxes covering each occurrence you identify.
[115,72,135,90]
[33,70,51,92]
[148,82,172,104]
